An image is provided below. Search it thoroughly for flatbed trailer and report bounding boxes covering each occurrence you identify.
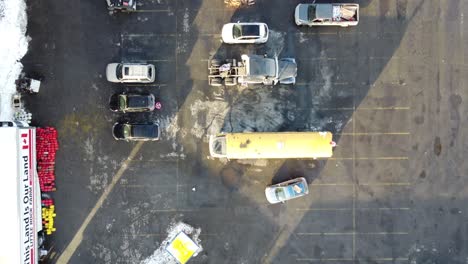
[208,58,246,86]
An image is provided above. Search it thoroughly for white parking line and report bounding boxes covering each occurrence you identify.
[296,232,408,236]
[295,207,410,211]
[297,257,409,262]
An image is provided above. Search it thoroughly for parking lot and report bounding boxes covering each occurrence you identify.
[22,0,467,263]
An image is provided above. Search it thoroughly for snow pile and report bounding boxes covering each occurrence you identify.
[141,222,202,264]
[0,0,29,121]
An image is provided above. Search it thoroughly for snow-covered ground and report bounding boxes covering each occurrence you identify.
[0,0,29,121]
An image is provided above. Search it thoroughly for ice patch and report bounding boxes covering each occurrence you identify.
[0,0,29,121]
[141,222,202,264]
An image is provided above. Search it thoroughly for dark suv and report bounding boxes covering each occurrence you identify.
[109,93,155,113]
[112,123,160,141]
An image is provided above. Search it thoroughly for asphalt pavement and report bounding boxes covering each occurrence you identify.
[21,0,468,263]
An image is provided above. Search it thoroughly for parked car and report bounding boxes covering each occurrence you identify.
[265,177,309,204]
[221,22,269,44]
[295,3,359,27]
[106,0,136,12]
[112,122,160,141]
[109,93,155,113]
[106,63,155,83]
[208,54,297,86]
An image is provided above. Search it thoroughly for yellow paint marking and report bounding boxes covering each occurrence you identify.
[56,142,144,264]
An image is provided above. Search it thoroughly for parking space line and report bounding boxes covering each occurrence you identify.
[313,107,410,111]
[146,59,174,62]
[295,82,349,86]
[125,83,167,87]
[352,81,357,260]
[57,142,144,263]
[122,33,177,38]
[329,157,408,160]
[134,233,219,236]
[309,182,410,186]
[296,232,408,236]
[297,257,409,262]
[295,207,410,211]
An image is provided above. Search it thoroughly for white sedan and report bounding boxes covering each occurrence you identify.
[221,22,269,44]
[265,177,309,204]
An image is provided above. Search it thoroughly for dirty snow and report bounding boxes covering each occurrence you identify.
[224,87,293,132]
[0,0,29,121]
[141,222,202,264]
[190,99,229,139]
[264,30,285,56]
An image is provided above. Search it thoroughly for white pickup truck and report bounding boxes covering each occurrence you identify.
[295,3,359,27]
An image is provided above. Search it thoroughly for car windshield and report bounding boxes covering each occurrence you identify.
[118,95,127,110]
[211,137,226,155]
[233,25,242,39]
[116,64,123,79]
[307,5,317,21]
[123,124,131,138]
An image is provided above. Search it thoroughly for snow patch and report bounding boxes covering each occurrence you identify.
[0,0,29,121]
[182,8,190,33]
[141,222,202,264]
[159,114,179,150]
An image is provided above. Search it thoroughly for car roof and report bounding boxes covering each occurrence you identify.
[315,4,333,19]
[131,124,159,138]
[127,94,151,108]
[123,64,150,78]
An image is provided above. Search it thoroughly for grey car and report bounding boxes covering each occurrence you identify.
[265,177,309,204]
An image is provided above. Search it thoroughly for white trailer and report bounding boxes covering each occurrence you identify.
[0,122,42,264]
